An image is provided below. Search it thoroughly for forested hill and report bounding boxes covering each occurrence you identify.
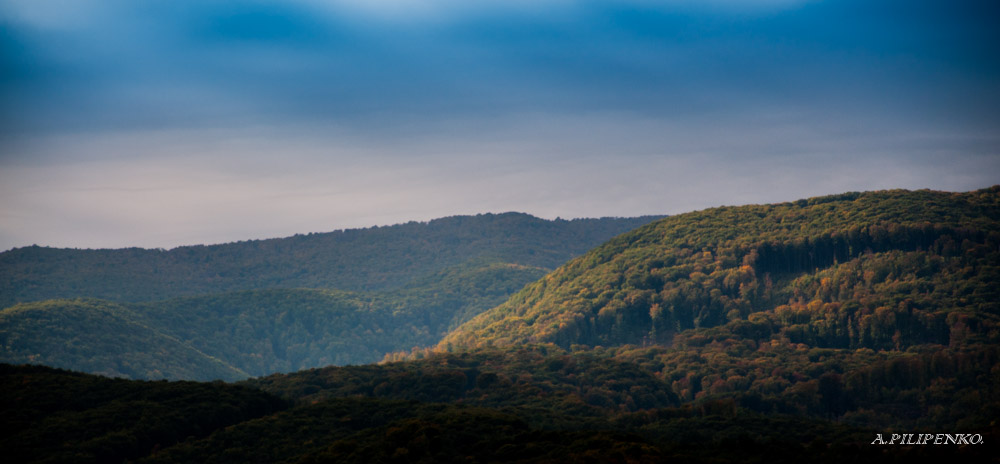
[441,187,1000,350]
[4,190,999,463]
[0,214,662,379]
[429,188,1000,434]
[0,264,545,381]
[0,213,662,307]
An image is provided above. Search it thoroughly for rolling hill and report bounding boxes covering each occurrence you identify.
[6,345,993,463]
[0,363,285,464]
[436,188,1000,429]
[1,214,661,379]
[0,213,662,306]
[442,188,999,350]
[3,188,997,463]
[0,263,545,380]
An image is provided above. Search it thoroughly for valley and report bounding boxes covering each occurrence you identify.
[2,188,997,462]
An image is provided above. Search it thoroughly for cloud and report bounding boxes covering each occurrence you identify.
[3,0,997,139]
[299,0,815,22]
[2,108,997,250]
[0,0,997,249]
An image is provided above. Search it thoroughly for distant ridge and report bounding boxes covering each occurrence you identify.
[0,213,664,307]
[3,190,998,462]
[0,213,663,379]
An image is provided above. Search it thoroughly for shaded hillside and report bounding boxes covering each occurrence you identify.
[1,213,659,380]
[6,352,988,464]
[246,348,680,415]
[138,394,963,464]
[442,188,1000,350]
[5,190,998,463]
[1,262,547,380]
[157,362,879,464]
[0,213,662,307]
[235,347,995,462]
[0,299,248,380]
[0,364,285,464]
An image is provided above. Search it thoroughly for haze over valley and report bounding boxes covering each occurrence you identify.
[1,0,998,462]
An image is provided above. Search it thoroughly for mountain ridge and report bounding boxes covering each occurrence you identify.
[3,188,998,463]
[1,214,663,379]
[0,212,663,307]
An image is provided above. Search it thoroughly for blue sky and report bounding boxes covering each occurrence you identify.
[1,0,998,250]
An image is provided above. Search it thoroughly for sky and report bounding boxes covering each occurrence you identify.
[1,0,998,251]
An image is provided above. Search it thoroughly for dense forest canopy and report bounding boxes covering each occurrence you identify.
[2,188,997,462]
[443,188,1000,350]
[0,364,285,464]
[0,213,661,306]
[0,214,661,379]
[5,343,995,463]
[427,188,1000,433]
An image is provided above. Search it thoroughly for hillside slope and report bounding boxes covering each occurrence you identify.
[5,345,995,464]
[3,362,889,464]
[1,214,661,380]
[5,190,998,463]
[0,364,285,464]
[0,299,249,380]
[436,188,1000,428]
[1,262,547,380]
[442,188,1000,350]
[0,213,662,307]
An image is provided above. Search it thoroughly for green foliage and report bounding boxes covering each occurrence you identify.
[443,188,1000,350]
[0,214,661,306]
[431,187,1000,431]
[1,262,547,380]
[0,214,655,380]
[5,189,1000,462]
[0,299,248,380]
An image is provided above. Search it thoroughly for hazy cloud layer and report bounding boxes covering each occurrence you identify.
[1,0,998,250]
